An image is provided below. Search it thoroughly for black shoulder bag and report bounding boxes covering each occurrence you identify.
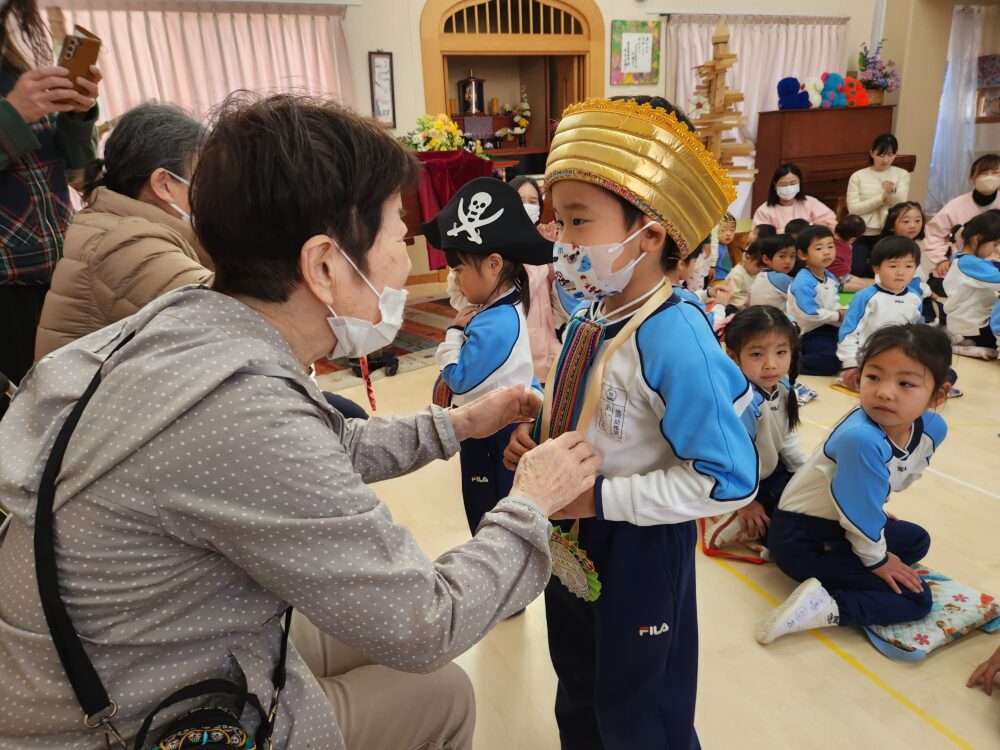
[33,332,292,749]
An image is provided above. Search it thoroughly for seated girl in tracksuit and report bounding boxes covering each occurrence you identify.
[664,238,729,330]
[757,324,951,644]
[505,96,758,750]
[787,225,844,375]
[425,177,551,535]
[706,305,808,551]
[943,210,1000,359]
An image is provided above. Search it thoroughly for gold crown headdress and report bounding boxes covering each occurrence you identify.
[545,98,737,258]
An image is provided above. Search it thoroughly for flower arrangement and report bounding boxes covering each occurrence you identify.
[858,40,900,92]
[399,113,466,151]
[496,86,531,140]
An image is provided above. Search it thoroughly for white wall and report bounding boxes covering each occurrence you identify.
[344,0,878,133]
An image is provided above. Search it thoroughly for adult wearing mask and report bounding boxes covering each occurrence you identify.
[0,94,599,749]
[924,154,1000,279]
[753,163,837,231]
[35,103,210,359]
[0,0,100,385]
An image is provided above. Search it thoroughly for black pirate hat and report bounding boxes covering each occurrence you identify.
[422,177,553,265]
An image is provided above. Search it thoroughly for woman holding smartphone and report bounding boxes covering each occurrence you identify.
[0,0,101,392]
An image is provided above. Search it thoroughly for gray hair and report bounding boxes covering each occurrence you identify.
[83,102,207,201]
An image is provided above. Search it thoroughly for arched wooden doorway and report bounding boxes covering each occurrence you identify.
[420,0,604,123]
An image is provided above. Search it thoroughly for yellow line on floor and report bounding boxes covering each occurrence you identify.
[712,557,974,750]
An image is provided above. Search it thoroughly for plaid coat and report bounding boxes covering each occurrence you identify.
[0,65,98,286]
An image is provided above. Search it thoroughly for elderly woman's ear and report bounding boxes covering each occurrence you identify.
[299,235,340,308]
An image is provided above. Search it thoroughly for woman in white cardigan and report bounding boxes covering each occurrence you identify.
[846,133,910,277]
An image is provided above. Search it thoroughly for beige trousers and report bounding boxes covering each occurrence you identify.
[290,614,476,750]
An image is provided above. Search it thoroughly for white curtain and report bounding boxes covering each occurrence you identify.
[43,0,355,121]
[926,5,984,215]
[666,14,847,219]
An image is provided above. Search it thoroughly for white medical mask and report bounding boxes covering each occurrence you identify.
[553,221,655,302]
[523,202,541,223]
[165,170,191,224]
[775,183,800,200]
[974,174,1000,195]
[326,249,408,359]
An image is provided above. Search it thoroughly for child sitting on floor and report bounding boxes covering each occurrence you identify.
[706,306,808,551]
[714,212,738,280]
[784,218,810,240]
[748,234,796,309]
[666,237,731,329]
[837,237,923,391]
[943,211,1000,360]
[831,214,873,292]
[757,324,951,643]
[787,225,844,375]
[725,240,764,311]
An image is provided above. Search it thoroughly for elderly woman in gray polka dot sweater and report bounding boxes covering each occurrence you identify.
[0,95,600,749]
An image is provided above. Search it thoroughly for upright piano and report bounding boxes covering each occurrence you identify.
[753,106,916,216]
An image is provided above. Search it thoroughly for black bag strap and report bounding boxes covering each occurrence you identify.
[32,332,293,748]
[33,332,136,733]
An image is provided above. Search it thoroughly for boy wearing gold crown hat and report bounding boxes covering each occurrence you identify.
[505,96,759,748]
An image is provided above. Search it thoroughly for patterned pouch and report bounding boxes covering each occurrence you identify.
[864,566,1000,661]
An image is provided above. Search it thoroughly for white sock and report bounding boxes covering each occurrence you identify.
[755,578,840,645]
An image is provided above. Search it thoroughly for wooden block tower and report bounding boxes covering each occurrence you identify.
[692,22,756,184]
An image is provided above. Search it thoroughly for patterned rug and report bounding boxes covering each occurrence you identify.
[313,294,454,391]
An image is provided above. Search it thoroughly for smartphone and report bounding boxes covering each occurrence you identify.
[58,25,101,98]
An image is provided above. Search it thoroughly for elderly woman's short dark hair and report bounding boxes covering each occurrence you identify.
[192,93,420,303]
[83,102,206,201]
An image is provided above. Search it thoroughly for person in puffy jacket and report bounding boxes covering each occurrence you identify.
[34,102,211,360]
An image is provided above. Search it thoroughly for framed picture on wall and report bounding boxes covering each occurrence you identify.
[369,51,396,128]
[610,19,662,86]
[977,86,1000,122]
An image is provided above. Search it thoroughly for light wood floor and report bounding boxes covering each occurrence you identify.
[333,347,1000,749]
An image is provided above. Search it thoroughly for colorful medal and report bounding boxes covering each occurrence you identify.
[549,526,601,602]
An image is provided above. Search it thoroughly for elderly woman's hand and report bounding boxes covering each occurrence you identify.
[449,385,542,443]
[511,431,601,516]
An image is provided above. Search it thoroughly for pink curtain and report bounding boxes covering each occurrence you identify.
[46,1,355,120]
[667,15,847,218]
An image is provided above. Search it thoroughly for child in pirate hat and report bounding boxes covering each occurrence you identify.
[504,96,759,748]
[424,176,553,537]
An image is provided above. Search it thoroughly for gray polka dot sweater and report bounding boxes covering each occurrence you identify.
[0,286,553,748]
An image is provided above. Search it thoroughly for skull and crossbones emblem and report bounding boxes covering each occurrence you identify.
[446,191,504,245]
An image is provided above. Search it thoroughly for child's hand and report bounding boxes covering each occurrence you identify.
[837,308,846,324]
[707,268,717,283]
[967,645,1000,695]
[840,367,860,392]
[711,286,731,304]
[503,423,537,470]
[453,306,478,328]
[872,552,924,595]
[737,500,770,539]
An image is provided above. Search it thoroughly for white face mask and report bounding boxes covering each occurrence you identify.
[776,183,800,201]
[523,202,541,223]
[974,174,1000,195]
[165,170,191,223]
[553,221,655,302]
[326,249,408,359]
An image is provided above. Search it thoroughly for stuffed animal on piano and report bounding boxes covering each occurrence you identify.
[777,77,811,110]
[843,76,870,108]
[820,72,847,108]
